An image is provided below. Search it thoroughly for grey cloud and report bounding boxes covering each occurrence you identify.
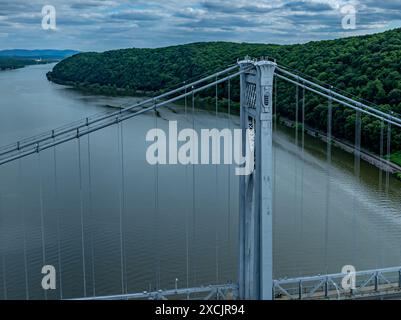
[0,0,400,51]
[201,1,274,14]
[178,16,264,29]
[282,1,333,12]
[69,0,118,10]
[362,0,401,11]
[110,10,162,21]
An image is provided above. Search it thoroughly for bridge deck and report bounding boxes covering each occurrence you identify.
[275,282,401,300]
[273,266,401,300]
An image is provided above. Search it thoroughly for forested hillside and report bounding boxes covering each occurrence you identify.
[0,57,48,70]
[47,28,401,158]
[0,49,78,59]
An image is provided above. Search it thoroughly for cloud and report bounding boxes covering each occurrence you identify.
[69,0,118,10]
[110,10,163,21]
[283,1,333,12]
[0,0,399,51]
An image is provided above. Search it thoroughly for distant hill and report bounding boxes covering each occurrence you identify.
[0,56,59,71]
[0,49,79,71]
[0,49,79,60]
[47,29,401,155]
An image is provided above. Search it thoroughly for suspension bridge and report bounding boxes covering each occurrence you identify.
[0,58,400,300]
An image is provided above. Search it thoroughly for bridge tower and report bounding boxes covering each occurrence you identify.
[238,58,276,300]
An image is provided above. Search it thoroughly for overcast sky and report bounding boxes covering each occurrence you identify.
[0,0,400,51]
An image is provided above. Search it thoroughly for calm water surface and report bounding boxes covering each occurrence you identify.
[0,64,400,299]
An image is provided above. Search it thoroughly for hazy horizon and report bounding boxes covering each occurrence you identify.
[1,26,401,54]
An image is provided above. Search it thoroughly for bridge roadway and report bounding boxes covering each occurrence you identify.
[273,266,401,300]
[76,266,401,300]
[274,282,401,300]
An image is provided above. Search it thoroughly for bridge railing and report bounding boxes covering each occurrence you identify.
[74,284,238,301]
[273,266,401,300]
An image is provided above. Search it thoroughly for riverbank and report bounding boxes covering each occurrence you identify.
[47,74,242,115]
[279,117,401,179]
[0,66,24,71]
[46,74,153,97]
[46,70,401,180]
[0,58,54,71]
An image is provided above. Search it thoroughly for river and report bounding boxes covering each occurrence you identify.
[0,64,400,299]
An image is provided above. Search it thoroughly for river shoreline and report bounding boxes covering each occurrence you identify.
[279,117,401,179]
[46,73,401,180]
[0,61,54,72]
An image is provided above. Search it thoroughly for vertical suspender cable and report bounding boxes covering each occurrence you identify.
[327,90,333,162]
[53,146,63,299]
[215,77,219,284]
[184,86,190,298]
[386,122,392,194]
[354,111,362,177]
[0,192,7,299]
[192,88,197,285]
[293,83,299,274]
[302,86,305,152]
[227,79,232,272]
[299,84,306,271]
[295,83,299,145]
[379,121,384,191]
[87,134,96,296]
[352,111,362,265]
[118,121,126,294]
[273,76,278,252]
[378,120,385,267]
[184,82,187,115]
[154,104,161,290]
[384,120,391,270]
[38,151,47,300]
[324,91,333,274]
[274,76,278,130]
[19,158,29,300]
[77,136,87,297]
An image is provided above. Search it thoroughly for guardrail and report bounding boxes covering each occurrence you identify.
[74,284,239,300]
[273,266,401,300]
[74,266,401,300]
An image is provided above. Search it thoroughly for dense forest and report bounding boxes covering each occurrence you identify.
[0,49,79,59]
[47,28,401,163]
[0,50,78,71]
[0,57,49,70]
